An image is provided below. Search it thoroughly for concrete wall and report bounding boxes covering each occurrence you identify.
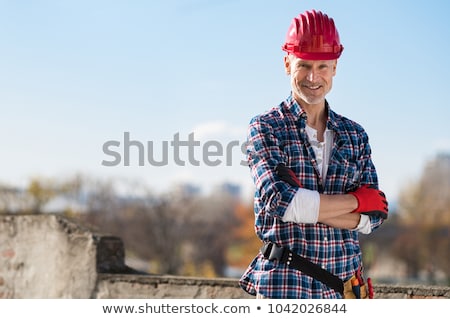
[0,214,98,298]
[1,214,449,299]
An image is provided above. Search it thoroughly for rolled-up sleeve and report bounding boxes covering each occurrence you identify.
[247,116,297,219]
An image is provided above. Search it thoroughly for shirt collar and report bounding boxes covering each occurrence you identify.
[286,94,305,119]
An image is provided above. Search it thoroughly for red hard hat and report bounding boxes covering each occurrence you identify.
[282,10,344,60]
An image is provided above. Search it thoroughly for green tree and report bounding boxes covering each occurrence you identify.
[27,178,57,214]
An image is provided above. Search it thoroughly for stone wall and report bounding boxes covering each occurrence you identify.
[1,214,449,299]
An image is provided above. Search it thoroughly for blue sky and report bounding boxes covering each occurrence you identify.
[1,0,449,202]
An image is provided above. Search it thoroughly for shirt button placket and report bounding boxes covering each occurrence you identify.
[322,236,328,269]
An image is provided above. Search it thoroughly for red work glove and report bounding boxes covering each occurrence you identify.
[349,185,388,219]
[275,163,302,187]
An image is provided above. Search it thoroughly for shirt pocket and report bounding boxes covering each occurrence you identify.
[281,140,306,163]
[281,141,317,187]
[328,151,361,192]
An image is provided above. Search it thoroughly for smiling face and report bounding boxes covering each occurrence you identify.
[284,54,337,108]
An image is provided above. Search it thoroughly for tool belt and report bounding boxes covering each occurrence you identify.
[260,242,344,295]
[260,242,374,298]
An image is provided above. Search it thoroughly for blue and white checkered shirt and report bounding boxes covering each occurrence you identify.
[239,94,384,298]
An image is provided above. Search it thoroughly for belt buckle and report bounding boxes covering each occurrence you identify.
[268,243,286,261]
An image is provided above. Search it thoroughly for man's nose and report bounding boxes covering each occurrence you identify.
[306,70,318,82]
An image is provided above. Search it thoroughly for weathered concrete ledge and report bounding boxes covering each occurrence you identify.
[373,284,450,299]
[94,274,252,299]
[1,214,449,299]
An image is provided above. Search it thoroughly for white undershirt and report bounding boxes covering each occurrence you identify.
[304,125,333,181]
[281,125,371,234]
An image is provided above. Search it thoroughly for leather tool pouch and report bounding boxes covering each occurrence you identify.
[343,274,368,299]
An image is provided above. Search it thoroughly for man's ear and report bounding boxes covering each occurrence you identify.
[332,59,337,76]
[284,55,291,75]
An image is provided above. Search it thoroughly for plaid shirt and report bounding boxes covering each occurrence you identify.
[239,94,384,298]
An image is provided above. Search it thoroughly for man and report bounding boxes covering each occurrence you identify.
[239,9,388,299]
